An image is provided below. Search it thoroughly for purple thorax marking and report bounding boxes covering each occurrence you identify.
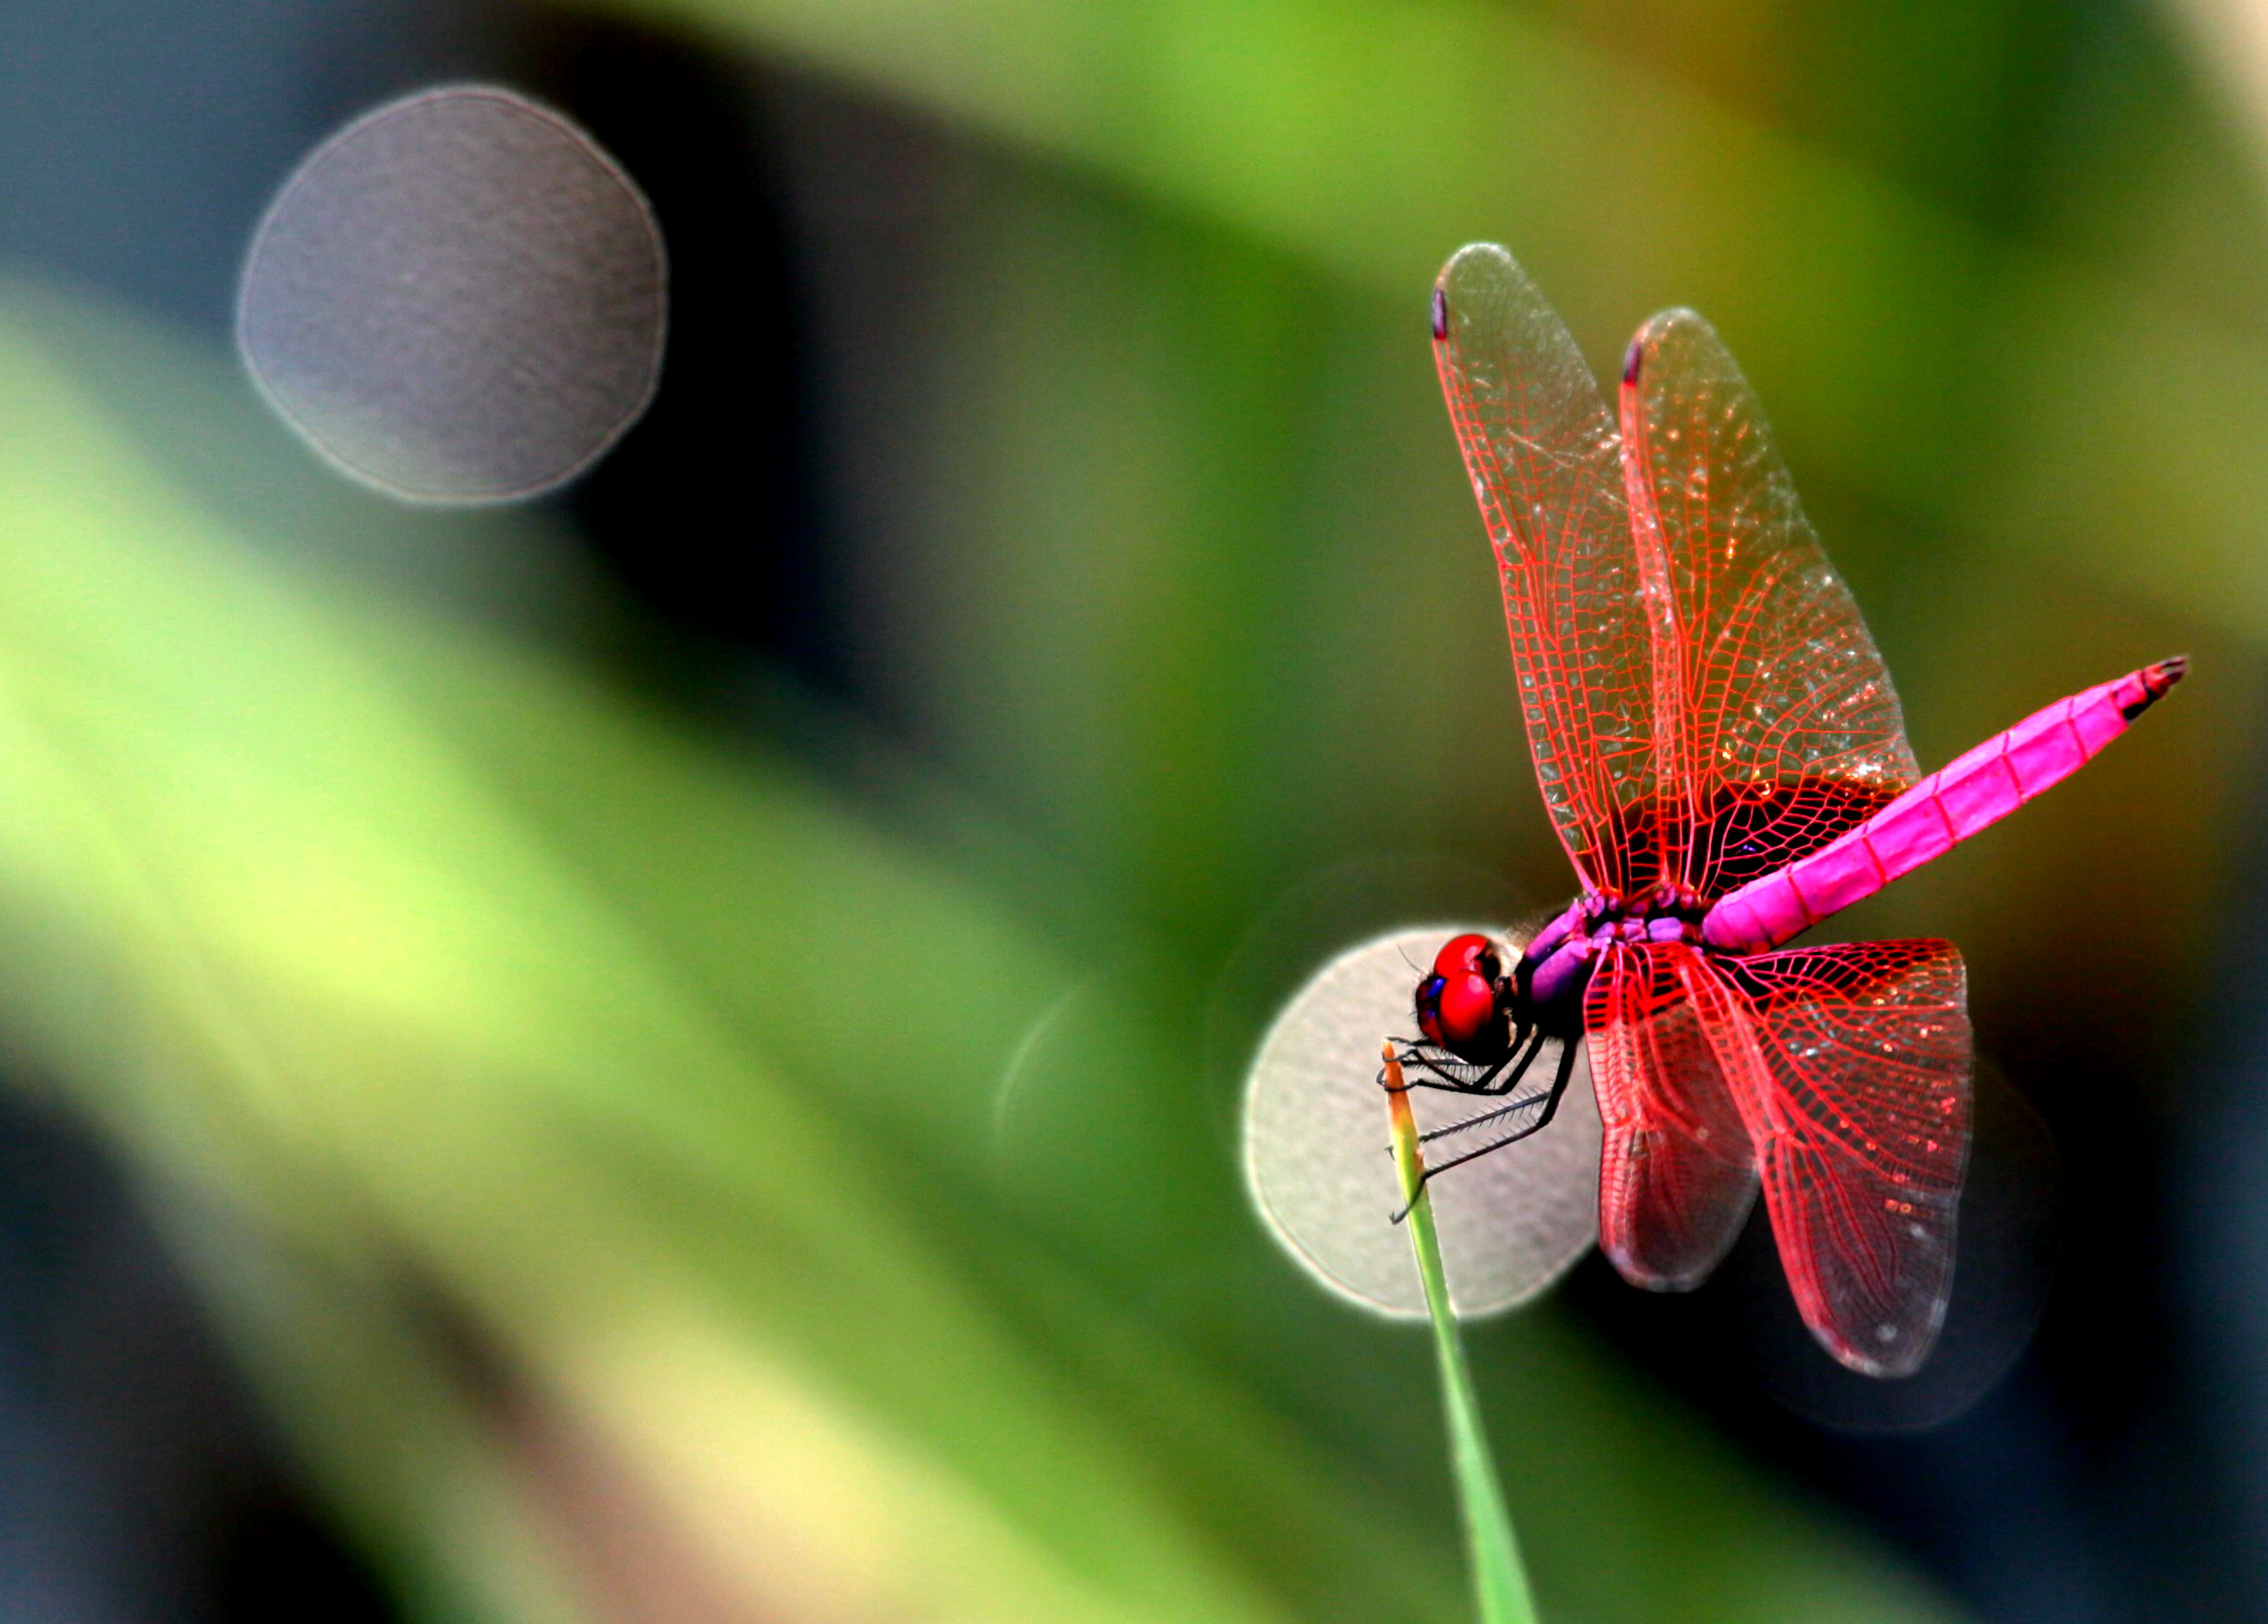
[1518,888,1705,1020]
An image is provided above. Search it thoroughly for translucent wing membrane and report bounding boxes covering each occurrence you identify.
[1432,254,1915,902]
[1618,310,1917,898]
[1728,1058,2056,1431]
[1691,940,1973,1377]
[1583,944,1759,1289]
[1242,928,1601,1317]
[1432,246,1652,894]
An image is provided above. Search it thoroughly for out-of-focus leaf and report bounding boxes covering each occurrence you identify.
[0,279,1395,1624]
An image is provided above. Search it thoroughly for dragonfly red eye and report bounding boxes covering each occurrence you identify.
[1416,933,1504,1051]
[1431,972,1499,1046]
[1431,932,1500,982]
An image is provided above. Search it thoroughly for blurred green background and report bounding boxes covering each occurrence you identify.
[0,1,2260,1621]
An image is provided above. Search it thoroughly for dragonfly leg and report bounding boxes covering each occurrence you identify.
[1377,1039,1476,1094]
[1416,1089,1555,1146]
[1380,1064,1552,1160]
[1468,1026,1548,1096]
[1379,1025,1542,1096]
[1391,1037,1580,1223]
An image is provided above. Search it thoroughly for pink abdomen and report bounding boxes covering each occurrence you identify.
[1702,658,2186,955]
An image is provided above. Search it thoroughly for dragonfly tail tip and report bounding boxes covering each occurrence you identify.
[2120,655,2188,719]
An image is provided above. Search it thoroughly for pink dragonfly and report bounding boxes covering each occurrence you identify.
[1395,244,2183,1376]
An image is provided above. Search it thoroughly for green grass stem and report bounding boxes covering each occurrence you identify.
[1383,1045,1541,1624]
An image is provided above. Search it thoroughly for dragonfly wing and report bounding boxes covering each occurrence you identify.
[1619,312,1918,899]
[1433,246,1652,895]
[1683,940,1974,1377]
[1583,942,1759,1289]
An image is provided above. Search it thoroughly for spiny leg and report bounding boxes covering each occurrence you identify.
[1379,1025,1544,1096]
[1377,1079,1554,1163]
[1416,1089,1556,1145]
[1377,1039,1496,1094]
[1391,1036,1579,1224]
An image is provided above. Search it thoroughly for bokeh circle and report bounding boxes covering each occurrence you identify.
[237,84,667,503]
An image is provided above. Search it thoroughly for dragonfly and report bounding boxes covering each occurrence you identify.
[1393,243,2183,1377]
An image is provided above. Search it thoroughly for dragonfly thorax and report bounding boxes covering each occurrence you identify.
[1545,889,1700,994]
[1577,883,1709,932]
[1412,889,1712,1062]
[1413,889,1705,1066]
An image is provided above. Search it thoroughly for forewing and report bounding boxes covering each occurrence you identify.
[1433,245,1652,894]
[1583,942,1759,1290]
[1684,940,1973,1377]
[1619,312,1917,899]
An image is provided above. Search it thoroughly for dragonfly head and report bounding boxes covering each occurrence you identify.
[1413,932,1515,1062]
